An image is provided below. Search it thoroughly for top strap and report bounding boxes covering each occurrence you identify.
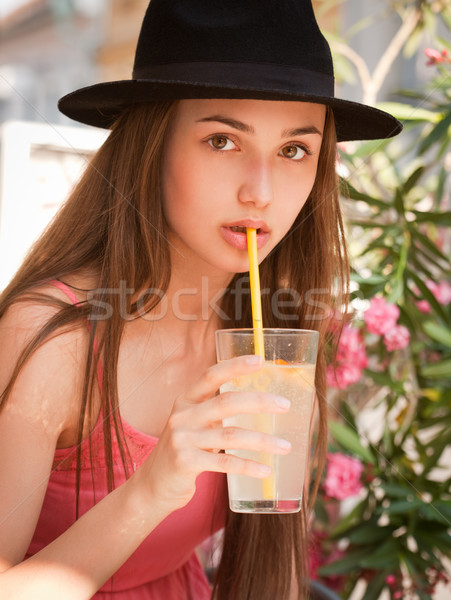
[49,279,84,306]
[48,279,104,392]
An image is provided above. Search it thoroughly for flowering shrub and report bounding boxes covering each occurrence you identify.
[327,296,412,390]
[313,4,451,599]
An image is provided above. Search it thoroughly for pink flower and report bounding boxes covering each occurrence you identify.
[327,324,368,390]
[326,363,363,389]
[336,325,368,369]
[383,325,410,352]
[385,574,397,587]
[416,299,431,313]
[427,280,451,305]
[424,47,450,66]
[364,297,400,335]
[416,281,451,312]
[324,453,364,500]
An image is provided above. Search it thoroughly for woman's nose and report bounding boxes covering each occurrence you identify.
[237,159,274,208]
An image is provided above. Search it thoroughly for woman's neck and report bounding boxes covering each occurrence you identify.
[145,267,231,352]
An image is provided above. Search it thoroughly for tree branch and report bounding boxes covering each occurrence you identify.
[331,40,373,94]
[365,7,423,105]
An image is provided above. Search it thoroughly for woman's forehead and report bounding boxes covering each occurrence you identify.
[172,98,327,133]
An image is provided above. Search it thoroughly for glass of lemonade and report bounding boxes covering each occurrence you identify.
[215,328,318,514]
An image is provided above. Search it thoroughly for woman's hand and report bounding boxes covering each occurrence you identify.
[136,355,291,514]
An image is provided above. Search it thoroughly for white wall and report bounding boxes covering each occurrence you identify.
[0,120,107,289]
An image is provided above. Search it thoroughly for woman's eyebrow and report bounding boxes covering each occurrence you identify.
[282,126,323,138]
[196,116,322,138]
[196,115,254,134]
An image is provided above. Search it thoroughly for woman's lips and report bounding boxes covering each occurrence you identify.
[220,226,270,250]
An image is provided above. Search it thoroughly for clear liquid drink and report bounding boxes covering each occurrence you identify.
[216,329,318,514]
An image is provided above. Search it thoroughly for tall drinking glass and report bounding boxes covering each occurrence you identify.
[215,328,318,514]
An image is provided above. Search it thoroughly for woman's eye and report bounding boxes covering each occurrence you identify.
[280,144,308,160]
[207,135,235,151]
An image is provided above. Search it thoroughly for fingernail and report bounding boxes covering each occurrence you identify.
[245,355,263,365]
[258,465,272,476]
[275,396,290,409]
[277,438,291,451]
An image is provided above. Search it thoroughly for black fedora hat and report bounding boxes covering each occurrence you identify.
[58,0,402,142]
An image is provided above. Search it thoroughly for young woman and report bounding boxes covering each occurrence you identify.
[0,1,401,599]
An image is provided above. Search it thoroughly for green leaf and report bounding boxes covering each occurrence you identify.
[409,253,437,281]
[421,358,451,379]
[360,538,400,569]
[423,4,438,36]
[394,189,405,216]
[418,504,451,525]
[382,498,424,514]
[347,523,393,545]
[422,321,451,347]
[337,399,358,429]
[376,102,443,122]
[361,571,390,600]
[416,530,451,556]
[351,273,387,286]
[340,179,390,210]
[433,500,451,521]
[330,498,367,538]
[403,25,423,59]
[402,166,425,194]
[350,221,393,230]
[403,547,438,573]
[386,277,404,304]
[409,228,449,264]
[364,369,404,392]
[328,421,375,464]
[381,482,413,499]
[409,271,449,323]
[317,548,373,576]
[410,210,451,226]
[419,110,451,155]
[419,433,451,474]
[422,210,451,226]
[434,167,447,209]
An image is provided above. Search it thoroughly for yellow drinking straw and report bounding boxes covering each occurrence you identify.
[246,228,274,501]
[246,228,265,356]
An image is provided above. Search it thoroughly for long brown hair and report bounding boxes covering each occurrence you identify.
[0,101,347,598]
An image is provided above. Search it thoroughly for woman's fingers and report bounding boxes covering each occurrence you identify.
[193,390,290,427]
[183,355,263,404]
[188,447,274,479]
[196,426,292,455]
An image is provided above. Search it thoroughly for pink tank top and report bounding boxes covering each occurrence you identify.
[26,280,226,598]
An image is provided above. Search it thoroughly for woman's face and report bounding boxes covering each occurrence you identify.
[162,98,326,276]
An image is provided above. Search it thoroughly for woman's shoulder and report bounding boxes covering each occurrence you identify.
[0,279,90,354]
[0,280,94,440]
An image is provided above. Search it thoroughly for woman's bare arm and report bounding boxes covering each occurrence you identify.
[0,301,169,598]
[0,302,292,599]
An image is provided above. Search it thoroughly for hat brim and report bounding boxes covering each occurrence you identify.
[58,79,402,142]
